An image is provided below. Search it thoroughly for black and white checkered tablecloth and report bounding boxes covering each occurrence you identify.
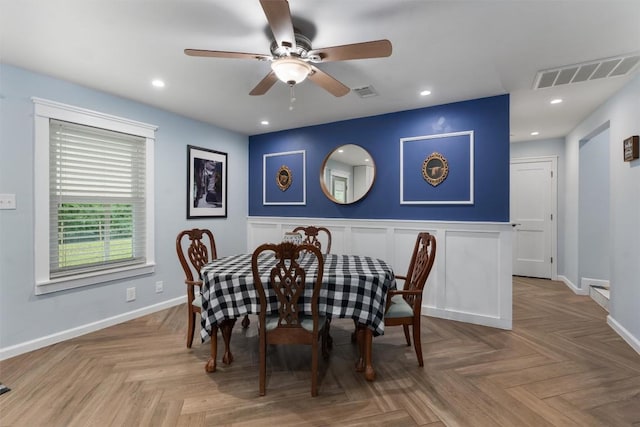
[200,253,396,342]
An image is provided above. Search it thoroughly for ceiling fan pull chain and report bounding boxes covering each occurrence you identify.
[289,84,296,111]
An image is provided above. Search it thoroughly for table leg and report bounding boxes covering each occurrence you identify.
[205,325,218,373]
[363,328,375,381]
[220,318,237,365]
[354,323,376,381]
[241,314,250,329]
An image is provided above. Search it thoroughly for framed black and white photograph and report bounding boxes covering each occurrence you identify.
[187,145,227,218]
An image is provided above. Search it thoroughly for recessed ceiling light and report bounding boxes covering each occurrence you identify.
[151,79,165,88]
[420,90,432,96]
[364,158,370,162]
[260,120,269,125]
[530,131,540,136]
[550,98,563,104]
[338,149,344,153]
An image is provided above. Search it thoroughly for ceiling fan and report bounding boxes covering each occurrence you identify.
[184,0,392,97]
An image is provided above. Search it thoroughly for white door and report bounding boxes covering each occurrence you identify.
[332,176,348,203]
[510,157,557,279]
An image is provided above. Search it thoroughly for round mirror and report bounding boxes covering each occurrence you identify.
[320,144,376,204]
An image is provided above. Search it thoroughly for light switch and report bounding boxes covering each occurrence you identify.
[0,194,16,210]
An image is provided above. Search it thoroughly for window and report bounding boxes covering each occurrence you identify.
[33,98,156,294]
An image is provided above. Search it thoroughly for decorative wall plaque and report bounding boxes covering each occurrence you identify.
[276,165,292,191]
[422,152,449,186]
[623,135,639,162]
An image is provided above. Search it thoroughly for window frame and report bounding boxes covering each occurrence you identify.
[33,97,156,295]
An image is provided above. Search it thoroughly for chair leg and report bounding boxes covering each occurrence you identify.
[403,324,411,346]
[311,340,319,397]
[355,324,366,372]
[187,310,196,348]
[412,320,424,367]
[321,323,330,360]
[259,330,266,396]
[241,314,250,329]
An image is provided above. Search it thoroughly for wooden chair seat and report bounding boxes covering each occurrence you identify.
[192,295,202,309]
[384,295,414,318]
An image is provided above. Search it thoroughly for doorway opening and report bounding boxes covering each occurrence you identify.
[579,123,611,310]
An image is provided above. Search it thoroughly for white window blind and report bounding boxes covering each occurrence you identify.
[49,119,147,278]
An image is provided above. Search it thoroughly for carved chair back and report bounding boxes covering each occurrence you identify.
[176,228,217,284]
[252,242,324,331]
[292,226,332,254]
[401,232,436,308]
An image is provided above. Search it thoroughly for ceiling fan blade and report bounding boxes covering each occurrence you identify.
[184,49,271,61]
[307,65,350,97]
[308,40,392,62]
[249,71,279,96]
[260,0,296,50]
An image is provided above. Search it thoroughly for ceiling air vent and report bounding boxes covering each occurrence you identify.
[533,53,640,89]
[352,85,379,98]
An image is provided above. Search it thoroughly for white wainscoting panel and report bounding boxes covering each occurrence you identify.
[444,231,500,314]
[248,217,512,330]
[349,227,389,260]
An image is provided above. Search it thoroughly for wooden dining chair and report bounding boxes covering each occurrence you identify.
[384,232,436,367]
[292,226,332,254]
[176,228,249,348]
[251,242,330,396]
[176,228,217,348]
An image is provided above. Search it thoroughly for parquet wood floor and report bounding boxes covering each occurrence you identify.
[1,277,639,426]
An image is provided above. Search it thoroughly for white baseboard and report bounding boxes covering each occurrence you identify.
[558,275,589,295]
[422,306,512,330]
[0,296,186,361]
[607,315,640,355]
[589,287,609,312]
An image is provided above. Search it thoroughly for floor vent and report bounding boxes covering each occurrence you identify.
[533,53,640,89]
[352,85,379,98]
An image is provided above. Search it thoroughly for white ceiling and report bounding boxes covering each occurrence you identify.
[1,1,638,142]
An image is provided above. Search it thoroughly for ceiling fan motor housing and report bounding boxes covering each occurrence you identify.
[270,33,315,60]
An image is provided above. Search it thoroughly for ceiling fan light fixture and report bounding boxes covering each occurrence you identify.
[271,57,311,85]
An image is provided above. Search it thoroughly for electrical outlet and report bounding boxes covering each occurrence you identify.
[155,281,163,293]
[0,194,16,210]
[126,287,136,302]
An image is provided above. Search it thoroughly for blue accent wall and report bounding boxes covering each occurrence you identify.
[249,94,509,221]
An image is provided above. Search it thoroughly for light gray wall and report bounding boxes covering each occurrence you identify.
[565,74,640,344]
[510,138,565,272]
[0,64,249,350]
[578,128,610,282]
[511,76,639,348]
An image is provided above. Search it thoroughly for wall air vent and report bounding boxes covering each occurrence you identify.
[533,53,640,89]
[352,85,379,98]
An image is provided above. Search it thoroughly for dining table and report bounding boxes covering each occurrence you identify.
[199,251,396,381]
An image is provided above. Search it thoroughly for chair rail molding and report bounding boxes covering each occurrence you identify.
[248,216,513,330]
